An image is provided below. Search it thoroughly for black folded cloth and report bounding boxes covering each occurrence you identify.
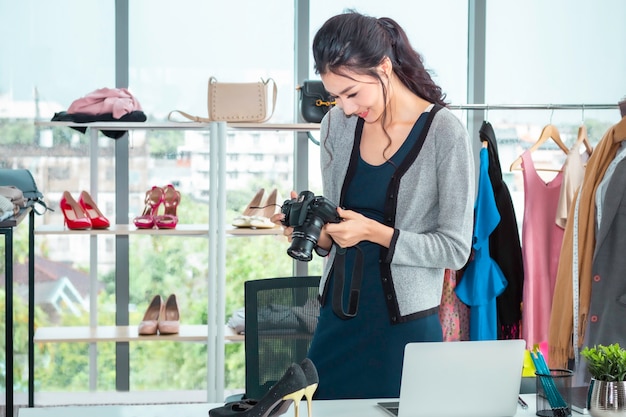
[51,110,147,139]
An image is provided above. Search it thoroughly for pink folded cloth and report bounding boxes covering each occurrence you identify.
[67,87,142,119]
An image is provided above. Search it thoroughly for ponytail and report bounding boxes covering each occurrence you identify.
[313,11,447,106]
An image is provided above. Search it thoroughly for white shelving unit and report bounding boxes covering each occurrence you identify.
[34,324,244,343]
[33,120,319,402]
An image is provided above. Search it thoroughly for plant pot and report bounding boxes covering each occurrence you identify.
[588,379,626,417]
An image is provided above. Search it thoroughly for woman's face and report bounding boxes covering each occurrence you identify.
[321,66,387,123]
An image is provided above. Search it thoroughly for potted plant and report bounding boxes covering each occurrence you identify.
[580,343,626,417]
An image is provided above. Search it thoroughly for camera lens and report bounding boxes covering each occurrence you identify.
[287,231,316,262]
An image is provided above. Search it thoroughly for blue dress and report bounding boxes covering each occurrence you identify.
[455,146,508,340]
[308,112,443,400]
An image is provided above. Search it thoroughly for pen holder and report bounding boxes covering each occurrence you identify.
[535,368,573,417]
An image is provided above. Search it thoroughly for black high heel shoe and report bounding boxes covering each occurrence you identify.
[209,363,308,417]
[300,358,319,417]
[220,359,318,417]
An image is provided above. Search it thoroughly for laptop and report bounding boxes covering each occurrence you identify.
[377,339,526,417]
[570,385,590,414]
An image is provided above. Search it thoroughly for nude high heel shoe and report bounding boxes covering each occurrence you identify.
[232,188,265,228]
[158,293,180,335]
[138,295,163,336]
[249,188,280,229]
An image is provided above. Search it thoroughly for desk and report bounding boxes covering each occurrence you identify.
[1,208,35,417]
[18,395,539,417]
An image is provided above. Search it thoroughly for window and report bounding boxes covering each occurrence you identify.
[2,0,625,404]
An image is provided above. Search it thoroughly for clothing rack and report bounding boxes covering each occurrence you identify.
[447,103,618,110]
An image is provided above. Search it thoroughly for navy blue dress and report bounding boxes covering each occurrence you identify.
[308,112,443,400]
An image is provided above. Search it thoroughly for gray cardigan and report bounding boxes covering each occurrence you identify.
[318,105,475,323]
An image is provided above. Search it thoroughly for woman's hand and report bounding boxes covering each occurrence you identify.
[324,207,393,249]
[270,190,298,241]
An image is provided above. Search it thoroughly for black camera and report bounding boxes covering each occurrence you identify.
[281,190,341,262]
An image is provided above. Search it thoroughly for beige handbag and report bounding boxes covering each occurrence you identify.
[169,76,277,123]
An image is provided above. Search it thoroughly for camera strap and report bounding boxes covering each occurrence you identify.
[331,245,364,320]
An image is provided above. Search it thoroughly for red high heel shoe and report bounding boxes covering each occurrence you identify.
[154,184,180,229]
[133,186,164,229]
[78,190,110,229]
[60,191,92,230]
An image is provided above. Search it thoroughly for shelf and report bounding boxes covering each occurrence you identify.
[34,120,321,132]
[35,223,284,236]
[34,325,244,343]
[0,207,31,228]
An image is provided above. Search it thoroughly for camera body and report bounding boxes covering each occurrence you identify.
[281,190,341,261]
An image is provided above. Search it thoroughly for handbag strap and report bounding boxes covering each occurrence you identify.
[167,109,211,123]
[259,77,277,123]
[168,77,278,123]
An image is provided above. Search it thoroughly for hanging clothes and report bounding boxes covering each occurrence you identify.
[520,150,564,349]
[439,268,470,341]
[479,121,524,339]
[455,144,507,340]
[555,144,587,229]
[588,154,626,348]
[548,118,624,369]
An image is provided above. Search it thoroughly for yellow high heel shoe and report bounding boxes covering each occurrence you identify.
[220,358,317,417]
[299,358,319,417]
[208,363,308,417]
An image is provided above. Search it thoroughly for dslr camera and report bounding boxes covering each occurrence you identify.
[281,190,341,262]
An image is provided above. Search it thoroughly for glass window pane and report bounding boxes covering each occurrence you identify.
[484,0,626,228]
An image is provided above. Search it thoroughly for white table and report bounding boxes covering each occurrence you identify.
[18,395,540,417]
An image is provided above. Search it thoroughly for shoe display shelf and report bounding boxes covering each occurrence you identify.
[32,120,319,403]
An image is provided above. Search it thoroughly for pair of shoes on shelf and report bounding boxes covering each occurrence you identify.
[60,190,110,230]
[232,188,280,229]
[210,358,318,417]
[133,184,181,229]
[138,293,180,335]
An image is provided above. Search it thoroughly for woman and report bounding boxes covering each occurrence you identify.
[277,11,475,399]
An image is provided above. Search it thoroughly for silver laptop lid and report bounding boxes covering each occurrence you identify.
[397,339,526,417]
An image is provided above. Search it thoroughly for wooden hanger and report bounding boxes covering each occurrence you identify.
[509,124,569,171]
[573,125,593,155]
[614,115,626,143]
[614,97,626,143]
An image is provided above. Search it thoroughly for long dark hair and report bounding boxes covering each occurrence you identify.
[312,11,447,106]
[313,11,447,162]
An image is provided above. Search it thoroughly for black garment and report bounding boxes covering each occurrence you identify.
[479,121,524,339]
[51,110,147,139]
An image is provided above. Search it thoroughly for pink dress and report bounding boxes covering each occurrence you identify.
[520,150,565,349]
[439,269,470,341]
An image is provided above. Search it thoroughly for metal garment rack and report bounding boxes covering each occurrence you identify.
[447,103,619,110]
